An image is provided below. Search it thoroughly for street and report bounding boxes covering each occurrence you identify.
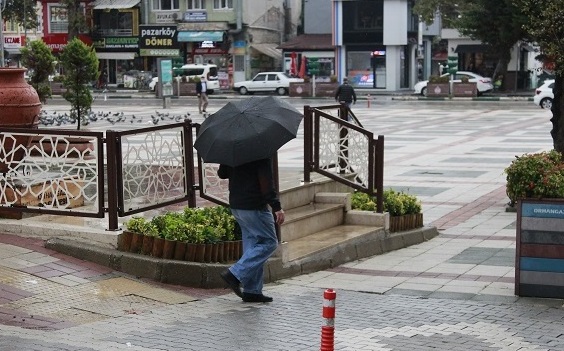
[2,97,562,350]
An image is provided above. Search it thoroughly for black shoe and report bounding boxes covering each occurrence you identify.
[242,293,273,303]
[220,269,242,298]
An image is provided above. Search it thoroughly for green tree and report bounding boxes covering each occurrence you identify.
[514,0,564,153]
[60,0,88,41]
[21,40,56,103]
[414,0,529,79]
[2,0,39,30]
[59,38,99,130]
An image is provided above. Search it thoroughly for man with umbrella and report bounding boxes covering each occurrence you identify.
[216,158,284,302]
[194,97,302,302]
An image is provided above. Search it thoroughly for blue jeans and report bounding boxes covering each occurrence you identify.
[229,208,278,294]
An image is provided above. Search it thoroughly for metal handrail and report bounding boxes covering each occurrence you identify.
[303,104,384,213]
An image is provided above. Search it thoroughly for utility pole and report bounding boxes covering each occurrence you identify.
[23,0,26,45]
[0,0,6,67]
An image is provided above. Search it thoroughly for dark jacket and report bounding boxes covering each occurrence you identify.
[335,83,356,103]
[196,81,207,94]
[217,158,281,212]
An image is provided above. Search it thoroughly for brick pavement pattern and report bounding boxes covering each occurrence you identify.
[0,285,563,350]
[2,101,564,350]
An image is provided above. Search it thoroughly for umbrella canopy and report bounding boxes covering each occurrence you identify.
[289,52,297,76]
[298,55,306,79]
[194,96,303,167]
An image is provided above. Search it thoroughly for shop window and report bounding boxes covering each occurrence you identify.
[213,0,233,10]
[347,51,386,88]
[153,0,180,10]
[188,0,205,9]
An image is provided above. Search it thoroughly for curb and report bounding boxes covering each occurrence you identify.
[45,226,439,289]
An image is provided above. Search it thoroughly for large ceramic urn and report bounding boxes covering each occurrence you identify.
[0,68,42,173]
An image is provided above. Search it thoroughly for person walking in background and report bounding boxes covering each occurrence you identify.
[218,158,285,303]
[335,77,357,108]
[196,75,209,115]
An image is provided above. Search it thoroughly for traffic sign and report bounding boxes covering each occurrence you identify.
[447,55,458,75]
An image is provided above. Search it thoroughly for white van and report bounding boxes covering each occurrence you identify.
[149,63,220,94]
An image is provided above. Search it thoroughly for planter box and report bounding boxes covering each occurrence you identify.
[515,198,564,298]
[117,231,242,263]
[426,83,449,97]
[389,213,423,233]
[289,82,312,97]
[0,174,84,209]
[315,82,338,97]
[173,82,197,96]
[155,82,197,97]
[452,82,477,97]
[30,136,94,158]
[50,82,66,95]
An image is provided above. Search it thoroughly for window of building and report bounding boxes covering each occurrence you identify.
[153,0,180,10]
[94,10,135,36]
[48,4,68,33]
[187,0,205,9]
[213,0,233,10]
[347,50,386,88]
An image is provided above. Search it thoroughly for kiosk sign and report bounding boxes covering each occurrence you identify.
[159,59,173,97]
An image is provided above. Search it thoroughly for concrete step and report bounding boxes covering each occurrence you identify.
[279,172,356,210]
[281,224,384,262]
[280,202,344,242]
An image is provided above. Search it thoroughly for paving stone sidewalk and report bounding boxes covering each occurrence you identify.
[1,103,563,350]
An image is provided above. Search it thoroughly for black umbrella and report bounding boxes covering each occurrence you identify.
[194,96,303,167]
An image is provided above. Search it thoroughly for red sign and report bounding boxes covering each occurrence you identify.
[42,34,92,53]
[5,37,21,44]
[192,47,227,55]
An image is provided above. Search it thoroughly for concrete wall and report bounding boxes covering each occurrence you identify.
[304,0,331,34]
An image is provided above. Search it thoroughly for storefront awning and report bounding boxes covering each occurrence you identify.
[5,48,21,56]
[177,31,224,42]
[250,44,282,61]
[93,0,140,9]
[454,44,489,53]
[96,52,136,60]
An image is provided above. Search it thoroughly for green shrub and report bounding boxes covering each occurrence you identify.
[429,75,449,84]
[505,150,564,205]
[126,206,240,243]
[125,217,158,236]
[351,189,422,216]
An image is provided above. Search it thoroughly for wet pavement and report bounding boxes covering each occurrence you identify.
[1,101,564,350]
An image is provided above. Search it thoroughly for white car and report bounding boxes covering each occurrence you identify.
[233,72,304,95]
[533,79,554,109]
[414,71,494,96]
[149,64,219,93]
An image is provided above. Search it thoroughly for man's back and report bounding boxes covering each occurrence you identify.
[335,80,356,103]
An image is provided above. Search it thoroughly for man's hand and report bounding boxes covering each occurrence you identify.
[275,210,285,225]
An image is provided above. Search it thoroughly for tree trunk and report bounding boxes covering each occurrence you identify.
[66,0,81,41]
[551,74,564,153]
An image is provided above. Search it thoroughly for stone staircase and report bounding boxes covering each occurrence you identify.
[255,173,438,284]
[272,175,388,269]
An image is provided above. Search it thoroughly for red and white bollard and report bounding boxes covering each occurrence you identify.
[320,288,336,351]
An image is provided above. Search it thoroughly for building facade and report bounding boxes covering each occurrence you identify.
[332,0,428,91]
